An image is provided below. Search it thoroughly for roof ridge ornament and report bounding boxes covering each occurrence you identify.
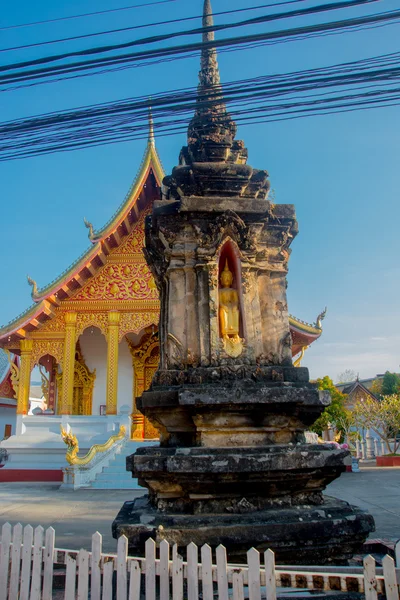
[27,275,38,300]
[84,217,95,241]
[315,307,327,329]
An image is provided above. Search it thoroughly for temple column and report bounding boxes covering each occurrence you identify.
[131,362,145,440]
[60,312,77,415]
[17,339,33,415]
[106,311,120,415]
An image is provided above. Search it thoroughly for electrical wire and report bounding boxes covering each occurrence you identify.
[0,0,376,71]
[1,4,394,88]
[0,0,178,31]
[0,0,311,53]
[1,50,399,161]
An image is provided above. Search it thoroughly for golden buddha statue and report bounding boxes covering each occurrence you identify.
[219,260,243,357]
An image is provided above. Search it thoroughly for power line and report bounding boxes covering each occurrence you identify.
[4,17,399,94]
[0,0,310,54]
[0,0,178,32]
[1,3,393,87]
[1,50,399,160]
[0,0,376,72]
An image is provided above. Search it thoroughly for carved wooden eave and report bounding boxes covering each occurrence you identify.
[0,139,164,349]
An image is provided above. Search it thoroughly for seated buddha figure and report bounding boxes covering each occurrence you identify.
[219,260,243,356]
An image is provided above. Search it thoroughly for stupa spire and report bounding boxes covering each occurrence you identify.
[199,0,221,90]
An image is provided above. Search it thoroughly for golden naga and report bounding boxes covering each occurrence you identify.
[219,259,243,358]
[60,425,126,466]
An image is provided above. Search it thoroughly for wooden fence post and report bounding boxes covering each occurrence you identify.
[128,560,141,600]
[172,545,183,600]
[30,525,44,600]
[247,548,261,600]
[363,555,378,600]
[0,522,12,600]
[9,523,22,600]
[117,535,128,600]
[232,571,245,600]
[20,524,34,600]
[145,538,156,600]
[42,526,55,600]
[65,554,77,600]
[159,539,170,600]
[382,555,398,600]
[187,542,199,600]
[216,545,229,600]
[77,549,90,600]
[91,532,102,600]
[264,549,277,600]
[102,560,114,600]
[201,544,213,600]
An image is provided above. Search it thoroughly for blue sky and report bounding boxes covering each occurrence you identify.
[1,0,399,381]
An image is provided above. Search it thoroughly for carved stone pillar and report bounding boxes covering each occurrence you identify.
[17,339,33,415]
[60,312,77,415]
[106,311,120,415]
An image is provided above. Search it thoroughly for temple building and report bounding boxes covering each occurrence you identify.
[0,120,325,481]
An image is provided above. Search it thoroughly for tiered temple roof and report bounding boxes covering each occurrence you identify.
[0,133,163,348]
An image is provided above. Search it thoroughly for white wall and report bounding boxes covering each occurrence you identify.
[0,406,16,439]
[80,327,107,416]
[118,338,134,413]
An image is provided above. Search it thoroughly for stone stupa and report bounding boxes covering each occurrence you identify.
[113,0,374,564]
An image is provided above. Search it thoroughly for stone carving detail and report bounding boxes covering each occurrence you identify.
[207,263,218,289]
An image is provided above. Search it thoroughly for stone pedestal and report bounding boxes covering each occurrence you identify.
[113,376,374,563]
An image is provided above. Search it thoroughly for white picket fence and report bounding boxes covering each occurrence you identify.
[1,523,400,600]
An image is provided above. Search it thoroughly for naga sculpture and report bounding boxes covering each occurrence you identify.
[60,425,126,466]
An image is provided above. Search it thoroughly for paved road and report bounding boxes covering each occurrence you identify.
[328,466,400,543]
[0,467,399,552]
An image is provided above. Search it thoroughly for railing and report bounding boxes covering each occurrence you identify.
[355,435,398,460]
[61,425,128,490]
[0,523,399,600]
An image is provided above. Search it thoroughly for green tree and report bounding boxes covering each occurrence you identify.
[311,376,349,439]
[381,371,400,396]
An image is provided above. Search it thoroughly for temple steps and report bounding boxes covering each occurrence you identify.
[89,440,156,490]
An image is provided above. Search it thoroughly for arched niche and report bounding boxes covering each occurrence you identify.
[37,353,59,414]
[126,327,160,440]
[29,352,60,415]
[76,326,105,415]
[217,239,246,340]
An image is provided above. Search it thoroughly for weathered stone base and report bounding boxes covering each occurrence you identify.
[112,494,374,565]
